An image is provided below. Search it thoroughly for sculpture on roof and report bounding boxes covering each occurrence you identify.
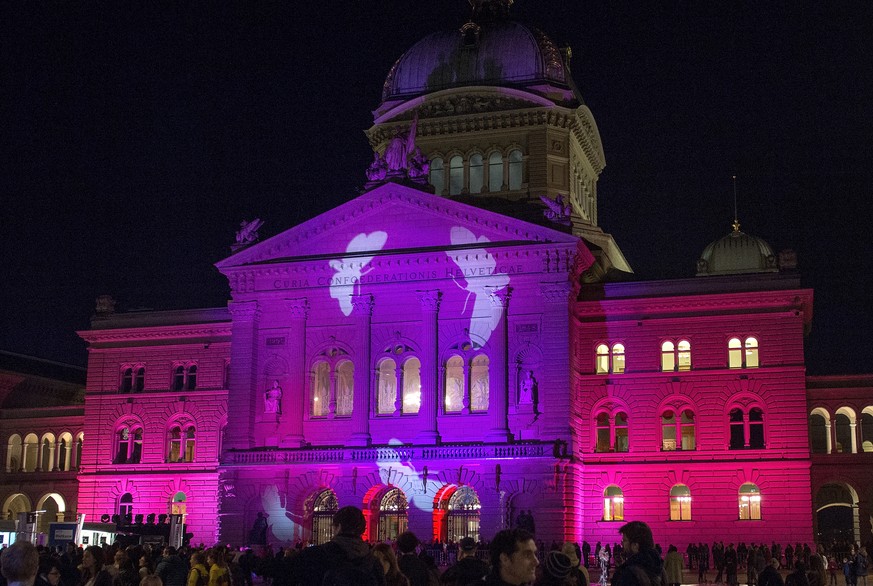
[232,218,264,252]
[540,194,572,226]
[366,111,429,186]
[384,112,418,172]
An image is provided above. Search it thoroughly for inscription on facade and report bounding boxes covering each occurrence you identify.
[516,324,539,333]
[266,337,286,346]
[272,264,525,289]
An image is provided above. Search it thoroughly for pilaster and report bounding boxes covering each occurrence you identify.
[225,300,261,450]
[348,294,374,446]
[416,290,442,444]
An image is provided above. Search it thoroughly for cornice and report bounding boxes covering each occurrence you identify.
[80,324,232,344]
[574,289,813,319]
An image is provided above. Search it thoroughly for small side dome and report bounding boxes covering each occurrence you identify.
[696,223,778,276]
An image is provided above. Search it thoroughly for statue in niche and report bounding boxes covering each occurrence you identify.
[519,370,538,407]
[248,511,268,545]
[264,380,282,414]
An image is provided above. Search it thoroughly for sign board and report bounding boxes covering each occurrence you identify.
[48,523,79,546]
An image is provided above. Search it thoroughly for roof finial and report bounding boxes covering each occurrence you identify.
[468,0,513,22]
[731,175,741,232]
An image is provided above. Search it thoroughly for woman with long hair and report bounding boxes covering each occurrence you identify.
[372,544,409,586]
[79,546,113,586]
[206,547,230,586]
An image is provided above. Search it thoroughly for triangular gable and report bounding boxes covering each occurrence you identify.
[216,182,580,269]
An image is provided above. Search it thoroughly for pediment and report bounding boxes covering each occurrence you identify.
[216,183,580,270]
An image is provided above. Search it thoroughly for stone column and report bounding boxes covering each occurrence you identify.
[416,290,441,444]
[225,300,261,450]
[348,294,374,447]
[850,420,859,453]
[486,287,512,443]
[282,298,308,447]
[540,280,572,438]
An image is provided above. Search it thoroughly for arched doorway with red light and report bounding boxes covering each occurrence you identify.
[433,485,481,544]
[363,485,408,542]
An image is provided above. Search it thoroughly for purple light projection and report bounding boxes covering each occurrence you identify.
[329,231,389,315]
[446,227,509,345]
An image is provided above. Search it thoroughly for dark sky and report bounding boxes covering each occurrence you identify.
[2,1,871,375]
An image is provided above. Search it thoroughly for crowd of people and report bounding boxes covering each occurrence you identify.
[0,510,868,586]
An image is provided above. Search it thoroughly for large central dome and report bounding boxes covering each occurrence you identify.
[381,18,570,103]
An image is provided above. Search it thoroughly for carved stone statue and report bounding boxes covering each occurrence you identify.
[264,380,282,414]
[233,219,264,252]
[383,113,418,172]
[365,151,387,181]
[540,194,572,226]
[519,370,537,405]
[249,511,268,545]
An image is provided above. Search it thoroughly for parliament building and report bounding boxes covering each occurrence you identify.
[2,0,871,551]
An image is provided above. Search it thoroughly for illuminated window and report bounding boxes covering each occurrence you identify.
[508,149,523,190]
[729,407,765,449]
[377,359,397,415]
[311,361,330,417]
[167,424,196,463]
[669,485,692,521]
[594,411,629,453]
[402,357,421,414]
[430,157,445,195]
[6,434,22,472]
[449,155,464,195]
[470,354,490,412]
[834,412,852,453]
[310,348,354,418]
[661,409,696,451]
[729,337,759,368]
[808,412,830,454]
[469,154,484,194]
[603,486,624,521]
[172,364,197,391]
[114,426,143,464]
[488,152,503,192]
[739,483,762,520]
[445,355,464,413]
[661,340,691,372]
[861,411,873,452]
[596,343,625,374]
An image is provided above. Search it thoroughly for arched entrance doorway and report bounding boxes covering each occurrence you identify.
[309,489,338,545]
[364,486,408,542]
[815,483,860,544]
[433,485,481,543]
[37,493,66,533]
[2,493,31,520]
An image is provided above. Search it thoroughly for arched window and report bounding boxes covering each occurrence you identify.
[6,434,22,472]
[311,361,330,417]
[449,155,464,195]
[310,347,355,418]
[661,340,691,372]
[168,425,195,462]
[809,412,830,454]
[603,486,624,521]
[121,368,133,393]
[23,433,38,471]
[377,358,397,415]
[661,341,675,372]
[834,412,853,453]
[311,490,338,546]
[488,152,503,192]
[170,491,187,515]
[469,154,484,194]
[402,357,421,414]
[595,411,629,453]
[447,486,481,542]
[336,360,354,417]
[861,410,873,452]
[445,355,465,413]
[729,407,765,450]
[669,485,692,520]
[75,433,84,470]
[739,483,762,520]
[57,432,73,471]
[114,426,143,464]
[118,493,133,520]
[40,434,54,472]
[470,354,490,412]
[430,157,445,195]
[378,488,408,542]
[168,427,182,462]
[508,149,523,190]
[134,367,145,392]
[729,337,760,368]
[172,364,196,391]
[596,343,625,374]
[661,409,696,451]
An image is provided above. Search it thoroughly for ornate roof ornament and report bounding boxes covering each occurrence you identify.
[365,111,430,189]
[469,0,513,22]
[231,218,264,253]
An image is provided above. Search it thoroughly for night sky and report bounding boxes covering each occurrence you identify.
[2,1,871,375]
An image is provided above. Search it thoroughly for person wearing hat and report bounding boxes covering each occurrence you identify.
[440,537,489,586]
[536,551,575,585]
[561,543,589,586]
